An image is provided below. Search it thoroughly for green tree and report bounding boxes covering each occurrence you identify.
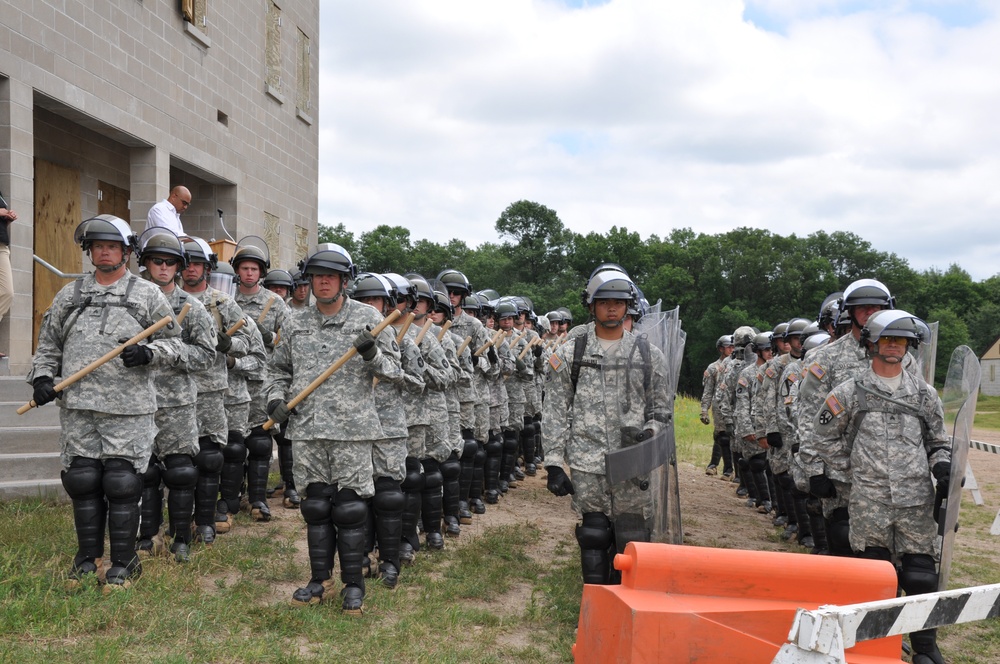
[357,225,413,273]
[928,307,970,386]
[495,200,570,285]
[317,222,358,258]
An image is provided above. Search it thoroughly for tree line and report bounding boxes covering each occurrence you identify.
[320,200,999,394]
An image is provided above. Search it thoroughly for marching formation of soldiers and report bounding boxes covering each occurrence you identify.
[32,215,615,615]
[699,279,950,664]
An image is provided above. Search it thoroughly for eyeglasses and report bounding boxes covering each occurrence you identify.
[149,257,180,267]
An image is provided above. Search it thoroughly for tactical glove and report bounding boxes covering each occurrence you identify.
[256,321,274,346]
[121,344,154,367]
[515,358,526,373]
[216,331,232,354]
[932,461,951,524]
[32,376,59,407]
[487,346,498,365]
[545,465,575,497]
[532,344,544,358]
[226,355,236,369]
[699,412,710,425]
[766,432,783,449]
[354,329,378,361]
[267,399,293,425]
[809,474,836,499]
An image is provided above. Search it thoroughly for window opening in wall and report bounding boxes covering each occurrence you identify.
[296,28,311,115]
[266,2,282,94]
[217,110,229,126]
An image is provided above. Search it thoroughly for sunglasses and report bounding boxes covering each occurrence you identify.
[149,257,180,267]
[877,335,909,345]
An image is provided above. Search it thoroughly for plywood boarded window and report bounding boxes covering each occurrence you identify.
[295,224,309,264]
[266,1,282,92]
[296,29,311,112]
[182,0,208,31]
[264,212,280,267]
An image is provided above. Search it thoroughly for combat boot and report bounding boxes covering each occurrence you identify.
[283,481,301,509]
[909,630,945,664]
[458,500,473,525]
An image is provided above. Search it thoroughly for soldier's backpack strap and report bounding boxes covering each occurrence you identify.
[569,334,601,407]
[846,378,930,448]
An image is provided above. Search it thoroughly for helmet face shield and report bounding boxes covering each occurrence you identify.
[75,215,137,253]
[861,309,924,348]
[301,243,356,278]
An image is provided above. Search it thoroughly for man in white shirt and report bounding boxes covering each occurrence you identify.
[144,186,191,235]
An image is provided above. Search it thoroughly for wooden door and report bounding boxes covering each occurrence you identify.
[98,180,130,223]
[33,160,81,351]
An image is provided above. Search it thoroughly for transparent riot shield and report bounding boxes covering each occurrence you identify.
[938,344,980,591]
[914,320,939,386]
[605,307,685,546]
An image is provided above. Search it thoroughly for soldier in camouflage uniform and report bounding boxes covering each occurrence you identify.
[352,273,419,588]
[496,297,529,492]
[715,325,758,498]
[512,297,542,477]
[700,335,734,476]
[734,331,774,512]
[263,269,294,302]
[265,244,403,613]
[232,239,290,520]
[135,229,216,563]
[797,280,915,556]
[30,215,183,589]
[289,270,311,309]
[754,323,792,526]
[543,269,671,585]
[179,238,257,545]
[811,310,948,664]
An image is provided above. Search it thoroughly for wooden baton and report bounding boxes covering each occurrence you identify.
[436,319,453,341]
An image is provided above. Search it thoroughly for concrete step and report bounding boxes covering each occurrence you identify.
[0,376,30,402]
[1,427,62,453]
[0,402,60,428]
[0,478,65,502]
[0,452,63,482]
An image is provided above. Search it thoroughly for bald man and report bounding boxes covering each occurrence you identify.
[145,186,191,236]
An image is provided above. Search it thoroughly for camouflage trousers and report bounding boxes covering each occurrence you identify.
[224,400,249,439]
[196,390,228,445]
[153,404,200,458]
[373,436,406,481]
[474,400,489,443]
[569,469,654,522]
[407,424,427,459]
[490,402,508,432]
[823,479,852,519]
[460,401,475,430]
[292,438,375,499]
[60,408,156,474]
[246,379,268,429]
[849,492,938,558]
[506,399,525,431]
[522,379,540,417]
[426,414,453,462]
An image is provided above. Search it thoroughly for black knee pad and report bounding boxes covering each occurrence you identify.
[523,416,534,432]
[441,454,461,480]
[736,456,750,472]
[402,457,424,491]
[102,458,142,501]
[474,446,487,465]
[195,441,224,473]
[222,439,247,462]
[826,514,851,554]
[775,472,794,491]
[332,490,367,527]
[461,428,475,440]
[485,436,502,457]
[373,478,405,513]
[858,546,892,561]
[575,512,613,550]
[162,455,198,490]
[900,554,939,596]
[502,430,518,452]
[301,482,335,525]
[141,458,162,488]
[245,427,273,460]
[227,429,245,446]
[422,459,443,490]
[461,439,479,460]
[61,457,104,499]
[749,454,768,472]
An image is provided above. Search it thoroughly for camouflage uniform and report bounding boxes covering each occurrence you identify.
[235,287,289,426]
[449,310,491,431]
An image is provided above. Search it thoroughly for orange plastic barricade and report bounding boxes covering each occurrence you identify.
[572,542,903,664]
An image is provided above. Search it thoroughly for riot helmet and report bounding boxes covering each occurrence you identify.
[300,243,356,278]
[751,332,774,356]
[860,309,925,350]
[183,237,218,269]
[462,294,482,313]
[783,318,812,339]
[432,290,453,320]
[716,334,734,349]
[478,288,500,302]
[208,260,237,297]
[383,273,415,310]
[353,272,396,312]
[437,269,472,296]
[732,325,757,348]
[589,262,630,280]
[138,227,187,268]
[495,298,518,320]
[230,236,271,278]
[583,270,635,305]
[263,269,294,291]
[405,273,436,304]
[74,214,137,252]
[802,332,832,355]
[839,279,894,329]
[818,292,843,329]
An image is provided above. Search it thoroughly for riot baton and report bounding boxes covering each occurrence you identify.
[413,317,434,346]
[517,336,541,361]
[373,312,415,388]
[226,317,246,336]
[436,319,453,341]
[474,329,505,357]
[18,312,180,414]
[455,335,473,357]
[256,296,275,324]
[262,309,401,430]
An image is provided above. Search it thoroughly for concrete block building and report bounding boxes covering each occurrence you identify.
[0,0,320,375]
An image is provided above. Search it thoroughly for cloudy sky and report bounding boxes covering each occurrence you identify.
[317,0,1000,280]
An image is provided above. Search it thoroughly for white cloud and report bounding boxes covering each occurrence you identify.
[318,0,1000,280]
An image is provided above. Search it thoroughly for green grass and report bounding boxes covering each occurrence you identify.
[974,394,1000,431]
[0,501,580,663]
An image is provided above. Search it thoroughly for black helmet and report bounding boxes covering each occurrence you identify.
[558,307,573,324]
[263,269,295,290]
[477,293,495,315]
[300,243,356,278]
[74,214,137,252]
[462,294,481,313]
[230,236,271,274]
[433,291,453,320]
[772,322,789,339]
[751,332,774,354]
[292,270,309,286]
[183,236,218,269]
[547,310,565,324]
[383,273,415,308]
[478,288,500,301]
[495,298,518,319]
[353,272,396,304]
[818,292,843,328]
[138,227,186,268]
[437,269,472,296]
[405,273,436,304]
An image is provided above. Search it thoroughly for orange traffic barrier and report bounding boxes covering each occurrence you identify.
[572,542,903,664]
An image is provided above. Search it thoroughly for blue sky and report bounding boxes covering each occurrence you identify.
[318,1,1000,281]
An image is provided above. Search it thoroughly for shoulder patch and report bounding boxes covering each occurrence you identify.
[788,372,799,383]
[824,394,844,416]
[737,376,749,388]
[808,363,826,380]
[549,354,564,373]
[704,370,710,378]
[765,366,776,379]
[756,371,765,383]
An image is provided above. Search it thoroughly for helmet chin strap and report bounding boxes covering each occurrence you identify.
[598,315,626,329]
[91,251,128,273]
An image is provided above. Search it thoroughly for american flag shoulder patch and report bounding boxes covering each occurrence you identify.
[756,372,765,383]
[549,354,564,372]
[738,376,749,388]
[765,366,776,379]
[824,394,844,416]
[809,363,826,380]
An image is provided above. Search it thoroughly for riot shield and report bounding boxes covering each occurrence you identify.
[937,344,980,591]
[914,320,939,386]
[604,308,685,546]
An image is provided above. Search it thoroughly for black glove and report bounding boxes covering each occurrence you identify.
[766,432,783,449]
[226,355,236,369]
[809,474,836,498]
[354,329,378,361]
[32,376,59,407]
[545,466,575,497]
[533,344,544,358]
[267,399,293,424]
[256,321,274,345]
[216,331,232,354]
[699,412,710,425]
[933,462,951,524]
[487,346,498,365]
[515,358,526,373]
[121,344,153,367]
